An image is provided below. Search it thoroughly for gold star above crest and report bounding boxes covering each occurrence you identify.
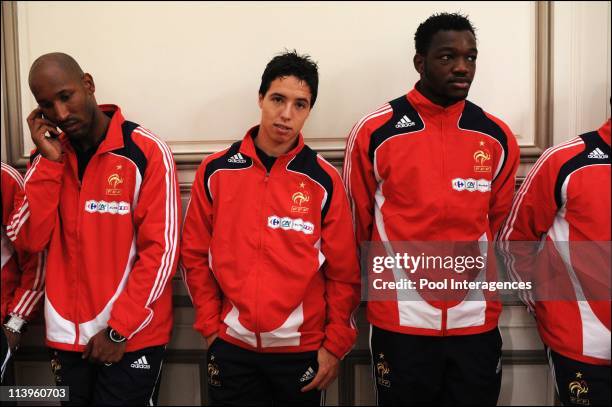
[479,141,485,147]
[116,165,122,170]
[299,182,306,189]
[576,372,583,378]
[379,353,384,359]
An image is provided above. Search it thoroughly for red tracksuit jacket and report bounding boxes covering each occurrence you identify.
[6,105,180,352]
[1,162,43,323]
[180,126,361,359]
[499,119,611,365]
[343,87,519,336]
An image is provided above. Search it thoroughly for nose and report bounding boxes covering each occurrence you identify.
[54,102,70,122]
[452,58,470,75]
[280,102,292,121]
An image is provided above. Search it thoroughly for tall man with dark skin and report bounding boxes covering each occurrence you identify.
[344,13,520,405]
[8,53,180,405]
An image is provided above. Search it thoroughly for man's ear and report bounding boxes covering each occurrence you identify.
[82,73,95,95]
[413,54,425,75]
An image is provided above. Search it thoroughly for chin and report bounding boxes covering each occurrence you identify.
[64,130,85,140]
[447,90,469,102]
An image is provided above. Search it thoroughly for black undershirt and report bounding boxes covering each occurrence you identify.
[70,112,111,181]
[251,130,277,173]
[72,143,100,181]
[254,144,277,173]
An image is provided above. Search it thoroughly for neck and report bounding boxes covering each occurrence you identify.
[254,127,298,157]
[416,81,456,108]
[75,109,110,151]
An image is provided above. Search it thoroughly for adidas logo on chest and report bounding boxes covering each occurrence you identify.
[587,148,609,159]
[395,115,415,128]
[228,153,247,163]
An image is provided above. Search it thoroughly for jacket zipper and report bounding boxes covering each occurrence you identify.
[255,165,270,350]
[74,152,96,348]
[72,153,82,348]
[440,113,447,336]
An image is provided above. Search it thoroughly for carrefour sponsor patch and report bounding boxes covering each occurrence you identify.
[451,178,491,193]
[85,200,131,215]
[267,215,314,235]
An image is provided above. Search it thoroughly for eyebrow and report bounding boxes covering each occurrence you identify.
[270,92,310,104]
[436,46,478,53]
[37,87,72,103]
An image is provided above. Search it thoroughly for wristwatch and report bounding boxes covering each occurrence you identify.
[3,314,26,334]
[107,327,127,343]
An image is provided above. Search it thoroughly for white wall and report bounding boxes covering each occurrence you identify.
[13,1,538,158]
[552,1,611,144]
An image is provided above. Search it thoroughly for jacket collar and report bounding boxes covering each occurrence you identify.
[407,83,466,118]
[239,125,305,164]
[59,104,125,154]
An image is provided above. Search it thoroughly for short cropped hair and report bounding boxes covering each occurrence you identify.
[414,12,476,55]
[259,50,319,107]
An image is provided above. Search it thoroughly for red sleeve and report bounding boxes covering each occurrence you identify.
[488,118,520,238]
[320,161,361,359]
[498,146,559,242]
[343,118,379,245]
[107,131,181,339]
[2,163,44,322]
[7,251,45,322]
[6,154,64,253]
[179,155,222,338]
[497,146,561,312]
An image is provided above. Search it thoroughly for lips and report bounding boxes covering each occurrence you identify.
[448,79,471,89]
[274,123,292,134]
[60,121,80,133]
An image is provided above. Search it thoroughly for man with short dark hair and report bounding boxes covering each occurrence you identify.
[181,50,360,405]
[7,52,180,405]
[343,13,520,404]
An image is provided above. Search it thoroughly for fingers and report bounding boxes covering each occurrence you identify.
[300,369,324,392]
[206,333,218,347]
[28,108,59,139]
[301,364,339,392]
[317,366,338,390]
[26,108,41,124]
[82,341,92,360]
[41,124,61,138]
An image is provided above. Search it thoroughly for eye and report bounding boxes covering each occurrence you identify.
[440,55,452,61]
[467,55,477,62]
[295,102,307,110]
[271,96,283,104]
[59,92,72,102]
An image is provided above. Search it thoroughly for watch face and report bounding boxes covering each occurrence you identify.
[109,329,125,342]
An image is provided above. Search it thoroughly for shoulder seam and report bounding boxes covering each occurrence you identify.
[499,137,584,240]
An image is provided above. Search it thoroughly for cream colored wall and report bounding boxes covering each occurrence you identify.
[14,1,538,158]
[4,2,611,160]
[552,1,611,144]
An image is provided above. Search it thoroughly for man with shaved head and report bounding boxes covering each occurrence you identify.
[7,52,180,405]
